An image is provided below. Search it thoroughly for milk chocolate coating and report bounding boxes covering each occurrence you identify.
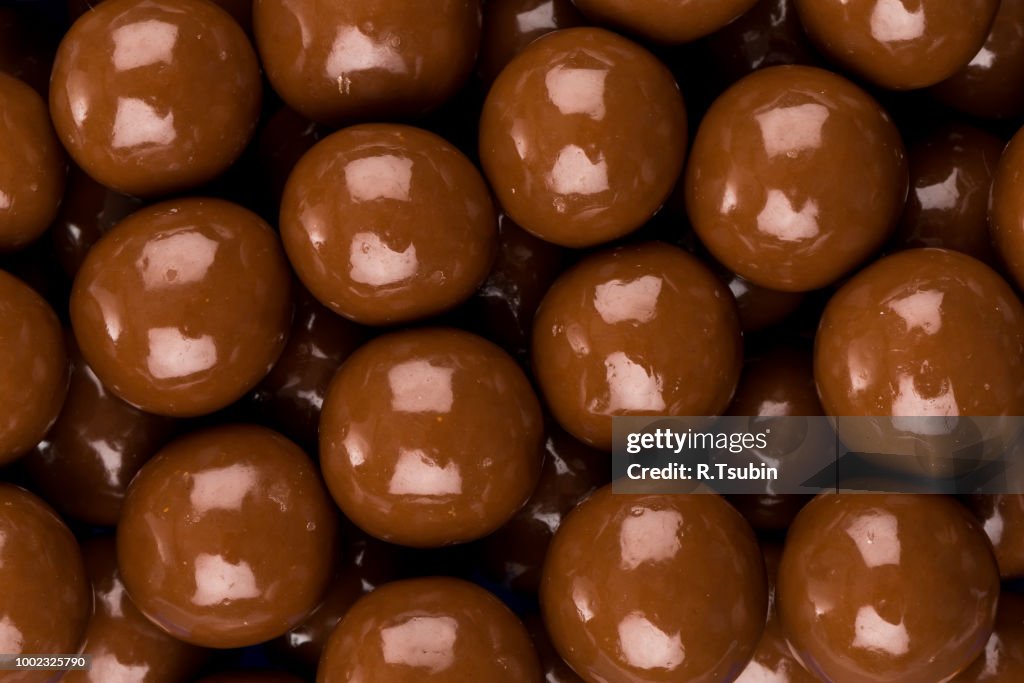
[705,0,819,80]
[525,614,584,683]
[571,0,759,43]
[65,538,207,683]
[990,127,1024,291]
[0,270,69,465]
[117,424,338,648]
[686,65,907,292]
[968,495,1024,579]
[317,577,541,682]
[953,592,1024,682]
[70,198,292,417]
[479,28,687,248]
[0,485,90,681]
[794,0,999,89]
[532,242,742,450]
[725,271,805,333]
[478,0,585,83]
[541,486,767,683]
[778,494,999,683]
[0,72,66,252]
[253,0,481,125]
[319,328,543,547]
[69,0,254,35]
[281,124,497,326]
[50,0,261,197]
[24,340,175,527]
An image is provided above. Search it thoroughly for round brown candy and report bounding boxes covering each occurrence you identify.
[478,0,585,84]
[281,124,496,326]
[968,495,1024,579]
[479,27,687,248]
[320,328,543,547]
[49,0,261,197]
[0,72,65,252]
[990,127,1024,291]
[686,65,907,292]
[953,592,1024,682]
[541,485,767,683]
[0,485,90,675]
[532,242,742,451]
[778,494,999,683]
[794,0,999,90]
[253,0,480,126]
[0,270,69,465]
[705,0,820,80]
[118,424,338,648]
[318,577,540,682]
[68,0,254,33]
[571,0,759,43]
[70,198,292,417]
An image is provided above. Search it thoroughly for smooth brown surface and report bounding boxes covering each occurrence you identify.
[541,485,767,683]
[70,198,292,417]
[532,242,742,450]
[480,28,687,247]
[686,65,907,292]
[0,270,69,465]
[68,0,254,34]
[953,592,1024,682]
[281,124,496,326]
[478,0,585,83]
[572,0,759,43]
[50,0,261,197]
[66,537,206,683]
[318,577,540,682]
[0,73,65,251]
[253,0,480,125]
[705,0,819,80]
[525,614,584,683]
[320,328,543,547]
[0,485,90,683]
[724,270,805,333]
[968,495,1024,579]
[778,494,999,683]
[117,424,338,648]
[794,0,999,89]
[990,127,1024,291]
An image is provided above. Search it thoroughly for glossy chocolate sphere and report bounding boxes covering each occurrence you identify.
[253,0,480,125]
[320,328,543,547]
[318,577,540,682]
[541,485,767,683]
[532,242,742,450]
[0,72,65,251]
[705,0,819,80]
[281,124,496,326]
[0,485,90,677]
[990,127,1024,291]
[686,65,907,292]
[571,0,759,43]
[778,494,999,683]
[0,270,69,465]
[478,0,585,83]
[479,28,687,247]
[968,495,1024,579]
[794,0,999,90]
[953,592,1024,682]
[70,198,292,417]
[117,424,338,648]
[50,0,261,197]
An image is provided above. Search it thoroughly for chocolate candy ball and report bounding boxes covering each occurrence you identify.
[281,124,496,325]
[705,0,820,80]
[532,242,742,450]
[525,614,584,683]
[320,328,543,547]
[318,577,541,682]
[542,486,767,683]
[253,0,481,125]
[70,198,292,417]
[989,126,1024,291]
[572,0,759,43]
[0,270,69,465]
[794,0,999,90]
[954,592,1024,682]
[0,485,90,670]
[479,28,687,248]
[118,424,338,648]
[50,0,261,197]
[778,494,999,683]
[686,65,907,292]
[478,0,584,83]
[0,72,65,251]
[968,495,1024,579]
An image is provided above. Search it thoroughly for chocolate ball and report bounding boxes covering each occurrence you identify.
[989,126,1024,291]
[478,0,585,84]
[532,242,742,450]
[953,592,1024,682]
[318,577,540,682]
[968,495,1024,579]
[725,270,805,333]
[525,614,584,683]
[686,65,907,292]
[0,270,69,465]
[0,485,90,671]
[253,0,480,125]
[794,0,999,89]
[0,72,65,251]
[281,124,497,326]
[572,0,759,43]
[778,494,999,683]
[320,328,543,547]
[479,28,687,248]
[541,485,767,683]
[70,198,292,417]
[50,0,261,197]
[117,424,338,648]
[705,0,820,80]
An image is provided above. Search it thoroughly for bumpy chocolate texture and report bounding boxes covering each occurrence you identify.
[571,0,760,43]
